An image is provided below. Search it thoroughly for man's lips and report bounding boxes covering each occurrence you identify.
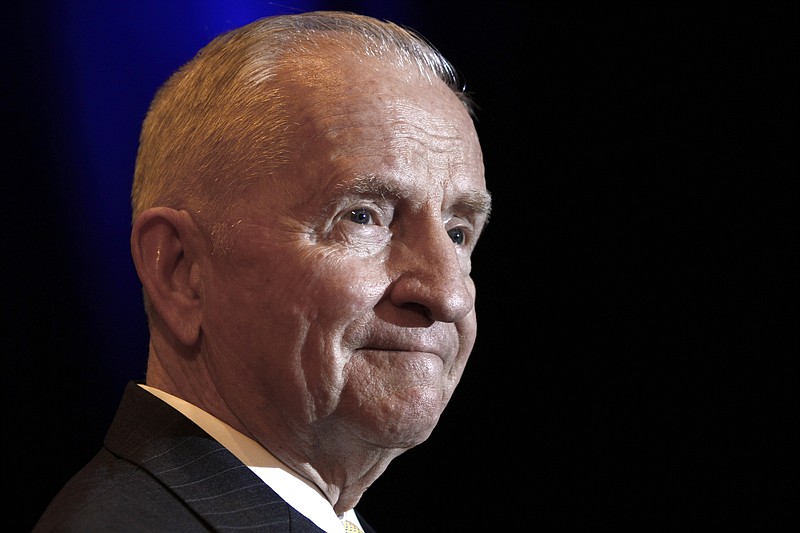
[359,347,440,357]
[360,339,441,352]
[357,329,455,360]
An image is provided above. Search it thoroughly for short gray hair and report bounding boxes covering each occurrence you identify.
[131,11,472,245]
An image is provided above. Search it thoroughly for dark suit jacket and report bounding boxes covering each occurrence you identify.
[34,381,377,532]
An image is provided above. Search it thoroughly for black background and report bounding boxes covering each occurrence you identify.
[4,1,795,530]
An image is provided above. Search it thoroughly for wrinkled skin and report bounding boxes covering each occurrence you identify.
[138,44,490,513]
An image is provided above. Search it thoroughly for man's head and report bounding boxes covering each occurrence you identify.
[130,11,490,507]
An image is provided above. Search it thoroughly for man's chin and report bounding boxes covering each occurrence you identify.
[358,399,444,449]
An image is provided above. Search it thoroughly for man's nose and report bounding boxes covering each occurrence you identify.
[388,225,474,323]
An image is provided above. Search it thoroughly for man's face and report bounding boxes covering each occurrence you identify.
[198,51,490,453]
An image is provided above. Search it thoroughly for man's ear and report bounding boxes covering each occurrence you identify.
[131,207,205,346]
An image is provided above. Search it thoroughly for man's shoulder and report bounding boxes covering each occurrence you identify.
[33,448,210,532]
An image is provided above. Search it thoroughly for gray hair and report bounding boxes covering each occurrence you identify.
[131,11,472,245]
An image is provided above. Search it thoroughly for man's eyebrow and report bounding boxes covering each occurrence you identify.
[331,174,492,219]
[455,189,493,221]
[339,174,408,199]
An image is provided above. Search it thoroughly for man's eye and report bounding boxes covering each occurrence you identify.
[448,227,465,245]
[349,208,373,225]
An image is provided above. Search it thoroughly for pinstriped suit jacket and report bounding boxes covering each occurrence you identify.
[34,381,377,532]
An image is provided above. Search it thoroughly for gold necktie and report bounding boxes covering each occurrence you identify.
[342,520,364,533]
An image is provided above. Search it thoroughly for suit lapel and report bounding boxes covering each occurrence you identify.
[104,382,325,532]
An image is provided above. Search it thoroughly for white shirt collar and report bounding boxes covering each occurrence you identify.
[139,384,364,533]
